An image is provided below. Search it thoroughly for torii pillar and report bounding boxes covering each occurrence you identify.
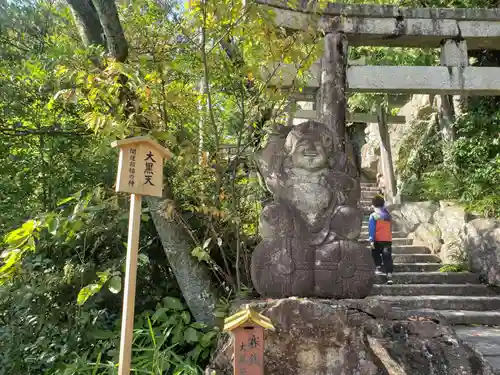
[318,18,360,179]
[319,17,348,152]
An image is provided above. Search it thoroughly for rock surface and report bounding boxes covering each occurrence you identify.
[464,218,500,286]
[409,222,442,254]
[400,201,439,231]
[433,201,468,264]
[209,298,498,375]
[360,122,380,179]
[360,94,434,181]
[455,327,500,375]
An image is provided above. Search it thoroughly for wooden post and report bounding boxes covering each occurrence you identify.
[376,105,397,204]
[118,193,142,375]
[111,136,172,375]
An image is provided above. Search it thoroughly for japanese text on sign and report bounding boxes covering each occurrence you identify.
[128,148,137,187]
[144,151,155,186]
[235,330,263,375]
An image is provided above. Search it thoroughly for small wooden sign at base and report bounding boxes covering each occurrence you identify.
[224,305,275,375]
[111,136,172,375]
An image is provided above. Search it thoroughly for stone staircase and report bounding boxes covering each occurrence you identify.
[358,182,500,327]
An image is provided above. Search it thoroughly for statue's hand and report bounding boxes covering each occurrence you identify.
[272,249,295,275]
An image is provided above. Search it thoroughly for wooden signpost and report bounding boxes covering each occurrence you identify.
[111,136,172,375]
[223,305,275,375]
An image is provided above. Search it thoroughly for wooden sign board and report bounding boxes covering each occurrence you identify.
[111,136,172,375]
[233,323,264,375]
[111,136,172,198]
[224,305,275,375]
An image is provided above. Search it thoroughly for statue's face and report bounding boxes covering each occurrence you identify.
[289,138,328,171]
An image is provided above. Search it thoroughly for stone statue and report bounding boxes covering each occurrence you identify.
[251,120,375,298]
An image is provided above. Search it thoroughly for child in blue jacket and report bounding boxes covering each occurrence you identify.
[368,195,394,284]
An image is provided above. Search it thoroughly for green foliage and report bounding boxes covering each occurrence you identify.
[57,297,219,375]
[439,264,468,273]
[0,185,209,374]
[397,97,500,217]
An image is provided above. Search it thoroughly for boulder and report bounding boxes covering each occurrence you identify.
[463,218,500,286]
[391,94,435,167]
[389,201,438,234]
[209,298,497,375]
[409,223,442,254]
[434,201,467,264]
[400,201,439,229]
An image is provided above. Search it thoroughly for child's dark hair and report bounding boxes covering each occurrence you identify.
[372,195,385,208]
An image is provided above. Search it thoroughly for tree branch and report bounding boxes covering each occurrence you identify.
[0,128,91,137]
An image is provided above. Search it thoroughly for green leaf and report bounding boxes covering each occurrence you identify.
[138,253,149,265]
[57,196,76,206]
[171,322,185,344]
[89,329,116,340]
[152,307,168,322]
[191,246,211,262]
[163,296,184,311]
[180,310,191,325]
[164,313,182,326]
[108,275,122,294]
[46,215,60,236]
[200,331,217,347]
[183,327,199,343]
[213,310,227,318]
[96,270,111,283]
[190,322,207,329]
[77,283,102,306]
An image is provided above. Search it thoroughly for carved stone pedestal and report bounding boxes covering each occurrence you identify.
[208,299,496,375]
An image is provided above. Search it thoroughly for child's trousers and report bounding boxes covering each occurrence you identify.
[372,241,394,274]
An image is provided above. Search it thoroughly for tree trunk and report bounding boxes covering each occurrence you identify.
[146,196,220,327]
[91,0,128,62]
[67,0,219,324]
[66,0,105,48]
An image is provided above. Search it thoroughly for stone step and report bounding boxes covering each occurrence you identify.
[361,191,379,199]
[455,327,500,373]
[360,238,413,246]
[361,188,380,192]
[371,284,498,297]
[394,246,431,254]
[448,311,500,326]
[370,246,431,255]
[393,254,441,264]
[394,263,443,272]
[373,272,479,285]
[372,295,500,311]
[360,231,407,239]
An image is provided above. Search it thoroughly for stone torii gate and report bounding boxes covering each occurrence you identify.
[258,0,500,203]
